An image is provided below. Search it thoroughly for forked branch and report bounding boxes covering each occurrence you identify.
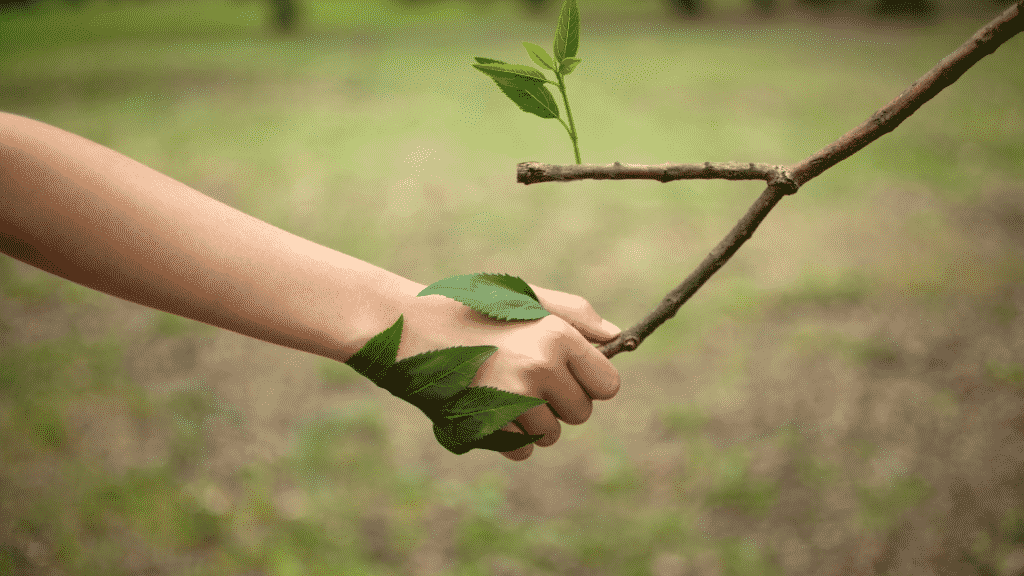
[517,1,1024,359]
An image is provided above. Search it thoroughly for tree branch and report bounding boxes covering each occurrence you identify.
[517,161,794,185]
[526,1,1023,359]
[789,1,1024,185]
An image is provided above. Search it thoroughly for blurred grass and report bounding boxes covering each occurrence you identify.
[1,0,1023,574]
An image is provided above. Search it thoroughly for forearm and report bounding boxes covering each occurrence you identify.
[0,111,419,362]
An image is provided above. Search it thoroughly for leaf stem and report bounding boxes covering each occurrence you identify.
[554,70,581,164]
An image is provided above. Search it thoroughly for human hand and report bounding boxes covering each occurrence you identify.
[394,281,621,461]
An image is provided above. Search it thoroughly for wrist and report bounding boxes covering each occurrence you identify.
[336,268,425,363]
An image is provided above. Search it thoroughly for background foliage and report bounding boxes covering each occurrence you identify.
[1,0,1023,574]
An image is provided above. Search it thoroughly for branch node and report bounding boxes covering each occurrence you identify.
[517,161,545,185]
[623,337,639,351]
[769,166,799,195]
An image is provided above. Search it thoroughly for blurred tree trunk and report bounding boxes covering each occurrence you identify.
[271,0,298,32]
[751,0,777,15]
[796,0,842,8]
[668,0,702,17]
[0,0,36,10]
[872,0,935,17]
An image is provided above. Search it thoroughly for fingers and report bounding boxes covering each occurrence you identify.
[497,329,613,460]
[505,397,564,448]
[490,285,621,461]
[497,397,564,461]
[526,286,621,400]
[562,322,621,401]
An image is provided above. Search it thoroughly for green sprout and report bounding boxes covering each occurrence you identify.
[472,0,584,164]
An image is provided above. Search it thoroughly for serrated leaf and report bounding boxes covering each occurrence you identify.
[443,385,548,423]
[475,429,546,452]
[522,41,556,71]
[559,57,582,76]
[474,65,561,120]
[418,273,551,321]
[472,61,553,84]
[434,385,547,454]
[345,314,402,382]
[345,275,554,456]
[474,56,508,65]
[471,63,561,119]
[435,423,544,455]
[554,0,580,62]
[385,345,498,419]
[493,76,560,119]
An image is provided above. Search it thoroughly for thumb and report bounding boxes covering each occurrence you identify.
[529,284,622,343]
[590,318,622,341]
[563,314,622,343]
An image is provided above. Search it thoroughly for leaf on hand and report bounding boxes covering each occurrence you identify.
[554,0,580,63]
[345,314,402,382]
[385,345,499,418]
[523,41,557,71]
[443,385,548,426]
[435,386,548,455]
[345,273,555,455]
[433,385,548,455]
[559,57,582,76]
[418,272,551,321]
[473,63,561,120]
[435,421,545,455]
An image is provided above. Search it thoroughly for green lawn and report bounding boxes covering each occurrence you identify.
[2,1,1023,574]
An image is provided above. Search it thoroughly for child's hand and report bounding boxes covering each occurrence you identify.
[396,282,621,461]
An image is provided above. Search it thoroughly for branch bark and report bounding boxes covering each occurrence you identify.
[518,2,1023,360]
[517,161,794,185]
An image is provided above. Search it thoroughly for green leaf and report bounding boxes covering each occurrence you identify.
[433,386,548,454]
[493,76,561,119]
[418,273,551,321]
[345,318,547,455]
[345,314,402,382]
[473,63,561,119]
[559,57,582,76]
[435,422,544,455]
[522,41,557,72]
[472,61,554,84]
[443,384,548,425]
[344,273,555,456]
[386,345,499,419]
[554,0,580,63]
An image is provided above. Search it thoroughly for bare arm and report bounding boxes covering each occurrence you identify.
[0,111,417,363]
[0,111,623,460]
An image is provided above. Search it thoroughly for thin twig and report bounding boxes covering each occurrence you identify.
[563,1,1023,360]
[517,161,791,185]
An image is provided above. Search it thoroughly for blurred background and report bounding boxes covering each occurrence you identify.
[1,0,1022,574]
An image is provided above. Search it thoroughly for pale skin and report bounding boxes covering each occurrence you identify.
[0,111,621,461]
